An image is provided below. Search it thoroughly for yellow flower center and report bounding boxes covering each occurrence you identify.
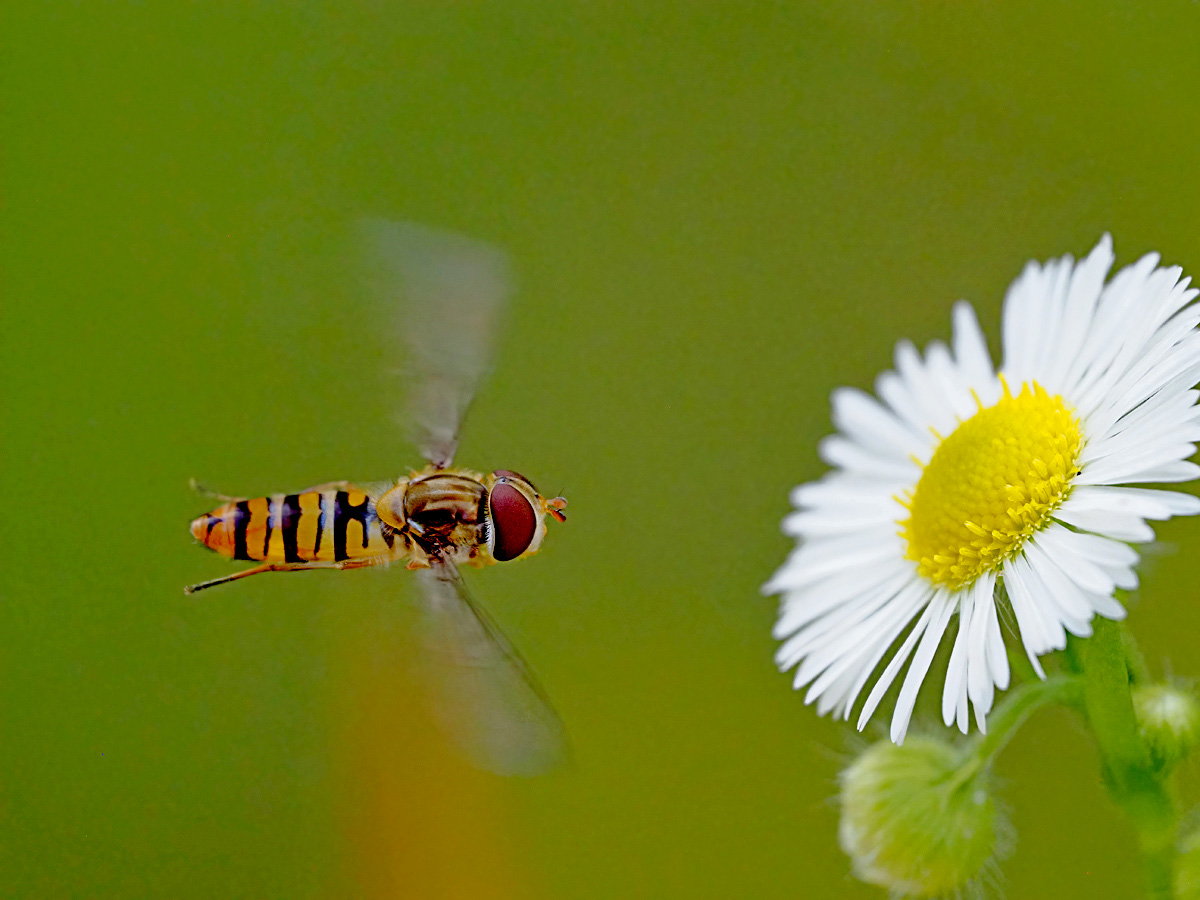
[899,380,1082,589]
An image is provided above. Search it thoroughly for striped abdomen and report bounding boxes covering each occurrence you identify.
[191,488,396,563]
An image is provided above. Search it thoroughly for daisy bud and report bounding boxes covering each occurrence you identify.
[1133,683,1200,773]
[838,737,1003,897]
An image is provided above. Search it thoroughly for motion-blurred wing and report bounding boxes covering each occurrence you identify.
[362,219,512,468]
[416,563,566,777]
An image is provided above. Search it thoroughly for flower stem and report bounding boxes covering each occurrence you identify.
[1082,617,1177,900]
[963,675,1080,776]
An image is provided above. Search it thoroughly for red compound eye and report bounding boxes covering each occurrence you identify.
[494,469,539,492]
[489,482,536,561]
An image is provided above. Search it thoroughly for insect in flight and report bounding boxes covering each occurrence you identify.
[186,220,568,776]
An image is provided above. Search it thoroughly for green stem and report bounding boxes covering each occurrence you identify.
[947,675,1080,801]
[1083,617,1177,900]
[961,675,1080,779]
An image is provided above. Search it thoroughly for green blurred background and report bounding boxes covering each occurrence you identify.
[6,3,1200,897]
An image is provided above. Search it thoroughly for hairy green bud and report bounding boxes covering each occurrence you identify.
[1133,683,1199,773]
[838,737,1004,897]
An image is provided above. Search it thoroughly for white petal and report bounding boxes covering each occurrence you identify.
[1081,322,1200,436]
[1081,255,1172,368]
[857,595,940,731]
[1047,235,1114,393]
[1027,257,1073,381]
[999,559,1047,678]
[805,611,906,700]
[985,592,1010,692]
[790,474,900,509]
[1087,386,1200,465]
[836,580,934,719]
[831,387,928,458]
[817,435,920,480]
[1023,540,1096,619]
[770,560,910,631]
[1054,528,1140,567]
[1003,258,1054,382]
[1110,487,1199,517]
[787,573,926,696]
[1060,485,1182,521]
[1099,562,1139,591]
[1114,461,1200,484]
[1033,524,1116,595]
[965,573,998,731]
[1066,253,1168,409]
[891,592,957,743]
[1028,539,1129,630]
[875,369,936,438]
[1020,542,1094,636]
[1004,554,1063,658]
[766,536,900,594]
[925,341,979,422]
[1089,386,1200,450]
[786,575,915,682]
[894,339,960,437]
[783,506,903,538]
[1087,590,1128,621]
[816,667,865,716]
[1082,413,1200,468]
[952,301,996,388]
[942,607,971,729]
[1076,443,1197,486]
[1053,502,1155,543]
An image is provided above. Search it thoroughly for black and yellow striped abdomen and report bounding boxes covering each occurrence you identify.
[191,488,395,563]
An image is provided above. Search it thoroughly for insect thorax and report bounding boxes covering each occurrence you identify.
[377,472,488,560]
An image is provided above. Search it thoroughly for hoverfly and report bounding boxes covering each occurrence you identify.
[187,220,568,776]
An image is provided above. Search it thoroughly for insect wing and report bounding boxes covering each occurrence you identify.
[416,563,566,777]
[362,219,511,468]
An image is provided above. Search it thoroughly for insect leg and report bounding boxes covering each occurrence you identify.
[294,480,358,493]
[188,478,245,502]
[184,557,386,594]
[190,479,363,501]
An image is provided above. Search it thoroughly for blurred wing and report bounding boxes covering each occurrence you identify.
[362,219,512,468]
[415,563,567,777]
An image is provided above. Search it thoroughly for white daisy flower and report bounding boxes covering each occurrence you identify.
[765,235,1200,743]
